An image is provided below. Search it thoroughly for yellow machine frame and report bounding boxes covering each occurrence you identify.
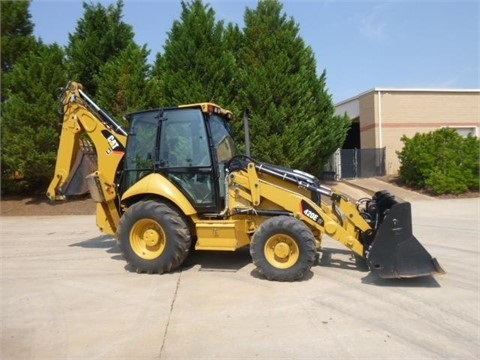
[47,81,444,281]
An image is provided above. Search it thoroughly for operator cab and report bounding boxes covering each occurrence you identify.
[122,103,236,214]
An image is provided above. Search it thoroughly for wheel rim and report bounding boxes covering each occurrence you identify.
[264,234,299,269]
[130,219,166,260]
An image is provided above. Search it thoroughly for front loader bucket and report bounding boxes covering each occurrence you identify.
[366,201,445,279]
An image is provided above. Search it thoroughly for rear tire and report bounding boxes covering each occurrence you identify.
[250,216,316,281]
[117,200,191,274]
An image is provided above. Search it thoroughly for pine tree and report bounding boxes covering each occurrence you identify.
[65,0,134,97]
[1,0,35,74]
[155,0,237,106]
[95,42,154,123]
[237,0,350,175]
[1,43,66,193]
[0,0,36,101]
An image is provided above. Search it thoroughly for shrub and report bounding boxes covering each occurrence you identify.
[397,128,479,195]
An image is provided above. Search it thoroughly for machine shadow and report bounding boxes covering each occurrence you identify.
[360,272,441,288]
[68,238,440,286]
[317,247,441,288]
[70,234,123,259]
[249,268,314,282]
[182,248,316,281]
[181,247,252,273]
[317,247,361,272]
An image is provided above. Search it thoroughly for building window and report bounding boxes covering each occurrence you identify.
[443,126,478,138]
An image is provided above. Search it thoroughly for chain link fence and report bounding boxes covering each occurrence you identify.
[323,148,386,180]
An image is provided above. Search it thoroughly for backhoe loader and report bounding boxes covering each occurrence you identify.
[47,81,445,281]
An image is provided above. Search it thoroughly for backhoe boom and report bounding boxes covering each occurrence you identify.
[47,81,127,235]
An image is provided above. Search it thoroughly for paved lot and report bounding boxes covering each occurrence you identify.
[1,190,479,359]
[336,177,435,202]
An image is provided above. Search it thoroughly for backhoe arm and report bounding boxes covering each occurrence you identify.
[47,81,127,235]
[46,107,83,200]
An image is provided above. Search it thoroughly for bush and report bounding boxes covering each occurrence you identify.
[397,128,479,195]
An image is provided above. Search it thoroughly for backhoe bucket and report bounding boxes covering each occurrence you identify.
[366,201,445,279]
[62,140,96,196]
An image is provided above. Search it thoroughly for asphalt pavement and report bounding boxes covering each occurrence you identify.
[1,180,479,359]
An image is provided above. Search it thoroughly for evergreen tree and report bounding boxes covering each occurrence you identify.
[1,43,66,193]
[95,42,155,123]
[0,0,35,73]
[0,0,36,100]
[65,0,134,97]
[149,52,167,106]
[155,0,237,106]
[237,0,349,175]
[222,22,244,120]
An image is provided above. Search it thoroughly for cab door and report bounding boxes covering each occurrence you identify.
[157,108,217,213]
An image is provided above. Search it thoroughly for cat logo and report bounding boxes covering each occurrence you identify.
[102,130,125,155]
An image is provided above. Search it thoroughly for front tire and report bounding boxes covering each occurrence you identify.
[117,200,191,274]
[250,216,316,281]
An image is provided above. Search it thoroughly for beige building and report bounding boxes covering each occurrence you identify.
[335,88,480,175]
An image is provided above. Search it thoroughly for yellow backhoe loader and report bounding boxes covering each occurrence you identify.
[47,81,445,281]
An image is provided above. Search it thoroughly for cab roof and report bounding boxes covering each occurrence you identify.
[125,102,233,123]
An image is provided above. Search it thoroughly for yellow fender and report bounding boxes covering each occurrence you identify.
[121,173,197,216]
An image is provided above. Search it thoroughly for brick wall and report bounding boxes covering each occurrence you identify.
[356,90,479,174]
